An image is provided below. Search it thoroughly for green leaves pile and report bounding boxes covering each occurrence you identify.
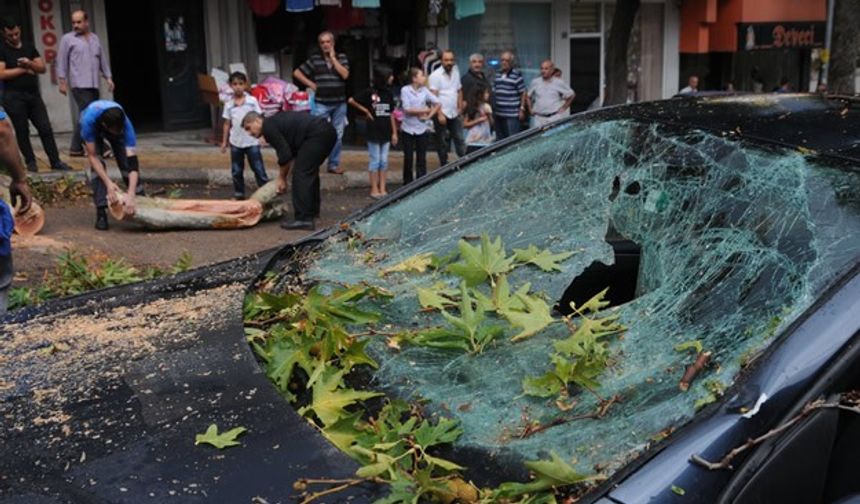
[522,288,625,402]
[392,234,576,353]
[245,234,614,503]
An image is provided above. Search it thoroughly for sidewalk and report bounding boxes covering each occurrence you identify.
[26,129,446,190]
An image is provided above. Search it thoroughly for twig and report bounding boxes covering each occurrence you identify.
[244,314,291,328]
[519,395,620,438]
[299,478,365,504]
[690,395,860,471]
[679,351,712,391]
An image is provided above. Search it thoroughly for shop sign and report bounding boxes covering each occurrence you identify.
[738,22,825,51]
[32,0,62,84]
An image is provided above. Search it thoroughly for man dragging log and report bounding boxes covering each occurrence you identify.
[242,111,335,231]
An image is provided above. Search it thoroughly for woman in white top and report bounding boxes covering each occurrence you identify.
[399,68,440,184]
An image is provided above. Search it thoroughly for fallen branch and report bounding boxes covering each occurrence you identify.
[298,478,365,504]
[690,394,860,471]
[519,395,620,439]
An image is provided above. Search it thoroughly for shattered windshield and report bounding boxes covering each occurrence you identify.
[281,117,860,483]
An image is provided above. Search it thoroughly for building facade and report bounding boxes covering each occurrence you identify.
[679,0,828,92]
[3,0,684,136]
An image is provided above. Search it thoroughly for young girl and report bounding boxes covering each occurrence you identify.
[463,83,494,153]
[399,68,440,185]
[221,72,268,200]
[348,70,398,199]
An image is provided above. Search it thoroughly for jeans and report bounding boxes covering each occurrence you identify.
[3,90,63,168]
[433,115,466,165]
[89,130,144,208]
[291,122,337,221]
[311,101,347,169]
[230,145,269,197]
[367,141,390,171]
[70,88,99,153]
[494,115,523,140]
[401,132,429,185]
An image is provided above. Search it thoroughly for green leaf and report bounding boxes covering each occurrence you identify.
[671,484,686,496]
[513,244,576,272]
[674,340,703,354]
[380,252,435,276]
[357,461,392,478]
[492,275,529,313]
[522,372,563,398]
[262,332,315,400]
[304,284,381,325]
[341,338,379,370]
[446,234,515,286]
[322,411,364,453]
[423,454,464,472]
[407,327,472,352]
[416,283,458,311]
[194,424,247,449]
[413,417,463,448]
[504,292,555,342]
[570,287,611,315]
[496,452,591,498]
[299,366,383,426]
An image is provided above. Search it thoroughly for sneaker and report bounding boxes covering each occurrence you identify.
[69,150,85,157]
[52,162,73,171]
[95,208,109,231]
[279,219,315,230]
[26,162,38,173]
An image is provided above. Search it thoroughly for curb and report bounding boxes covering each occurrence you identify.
[30,166,403,190]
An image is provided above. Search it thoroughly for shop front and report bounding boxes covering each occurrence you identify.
[679,0,827,92]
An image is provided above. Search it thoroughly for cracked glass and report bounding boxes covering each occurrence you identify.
[289,117,860,480]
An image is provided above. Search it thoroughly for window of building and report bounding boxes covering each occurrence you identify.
[448,2,551,85]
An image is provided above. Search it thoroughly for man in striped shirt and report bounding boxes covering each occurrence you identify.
[493,51,527,140]
[293,31,349,174]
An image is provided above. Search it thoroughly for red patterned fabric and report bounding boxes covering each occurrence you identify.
[245,0,281,17]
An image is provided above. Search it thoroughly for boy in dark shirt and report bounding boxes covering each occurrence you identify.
[348,70,398,198]
[243,111,336,231]
[0,17,71,172]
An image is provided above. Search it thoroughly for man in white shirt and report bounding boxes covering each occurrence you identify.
[679,75,699,94]
[526,59,575,128]
[428,49,465,166]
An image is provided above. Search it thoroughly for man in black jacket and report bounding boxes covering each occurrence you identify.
[0,17,71,172]
[243,111,336,230]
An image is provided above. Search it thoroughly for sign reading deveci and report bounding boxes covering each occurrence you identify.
[738,22,825,51]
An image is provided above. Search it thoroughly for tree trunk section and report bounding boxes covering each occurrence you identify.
[605,0,641,105]
[829,0,860,94]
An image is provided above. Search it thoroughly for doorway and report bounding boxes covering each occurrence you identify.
[105,0,208,132]
[570,37,601,113]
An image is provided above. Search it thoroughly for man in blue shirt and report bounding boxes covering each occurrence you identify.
[0,106,33,315]
[80,99,143,230]
[493,51,527,140]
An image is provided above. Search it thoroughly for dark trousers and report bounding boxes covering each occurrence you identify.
[401,131,429,185]
[433,115,466,165]
[292,122,336,221]
[90,130,143,208]
[71,87,99,153]
[3,90,63,168]
[494,115,523,140]
[230,145,269,197]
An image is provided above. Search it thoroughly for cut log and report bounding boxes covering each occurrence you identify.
[13,201,45,237]
[110,181,287,230]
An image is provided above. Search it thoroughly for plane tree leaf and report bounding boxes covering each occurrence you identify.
[380,252,435,276]
[299,366,383,426]
[194,424,247,449]
[513,244,576,272]
[447,234,515,286]
[504,292,556,342]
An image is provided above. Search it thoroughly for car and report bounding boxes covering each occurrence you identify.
[2,93,859,504]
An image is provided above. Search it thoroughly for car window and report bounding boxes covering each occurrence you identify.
[299,118,860,481]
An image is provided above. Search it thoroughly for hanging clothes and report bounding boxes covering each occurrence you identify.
[245,0,281,16]
[352,0,380,7]
[323,0,365,31]
[285,0,315,12]
[454,0,484,19]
